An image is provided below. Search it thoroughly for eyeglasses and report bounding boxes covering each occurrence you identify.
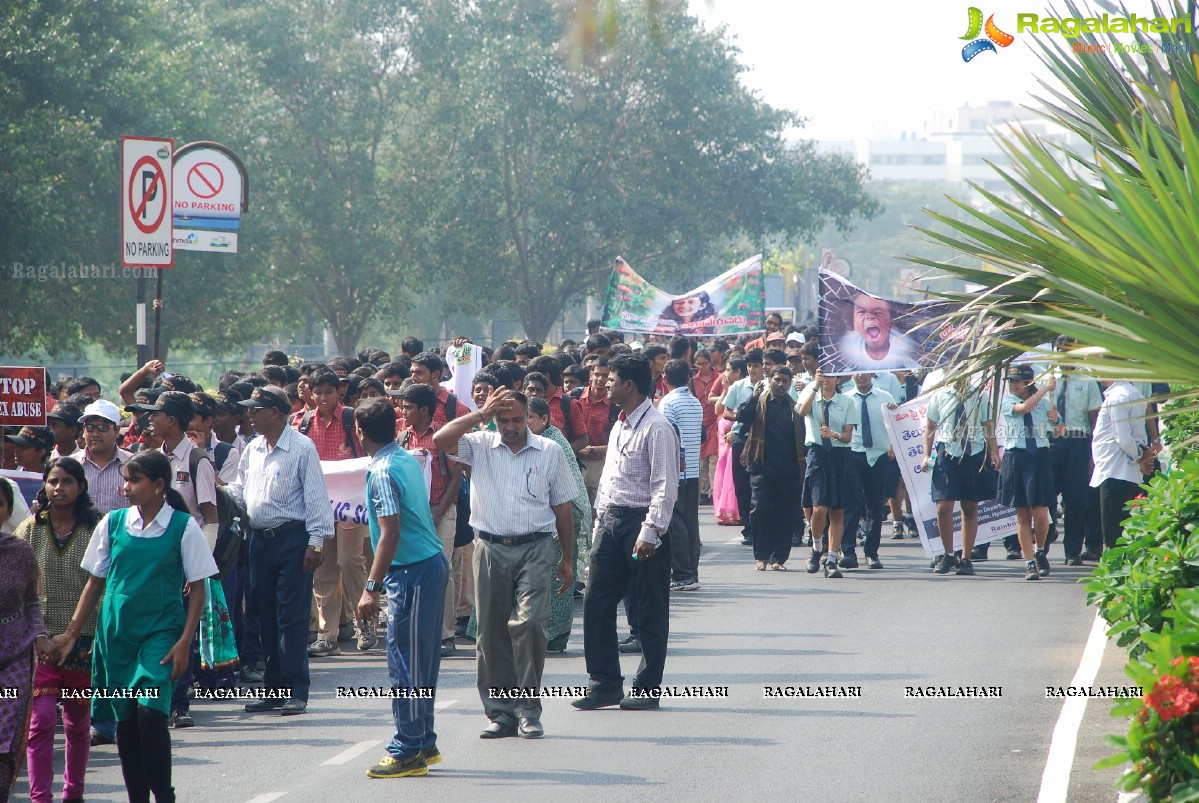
[83,423,114,433]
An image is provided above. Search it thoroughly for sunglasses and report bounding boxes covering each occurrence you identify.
[83,423,114,433]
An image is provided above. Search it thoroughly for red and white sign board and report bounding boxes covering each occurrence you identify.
[0,367,47,427]
[121,136,174,268]
[172,145,244,253]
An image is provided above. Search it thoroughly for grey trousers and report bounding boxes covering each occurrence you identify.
[473,535,556,723]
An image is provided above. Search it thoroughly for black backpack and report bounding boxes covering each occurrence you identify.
[442,393,475,548]
[187,448,248,579]
[298,407,360,458]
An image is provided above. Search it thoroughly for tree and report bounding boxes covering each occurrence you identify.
[414,0,878,340]
[906,0,1199,394]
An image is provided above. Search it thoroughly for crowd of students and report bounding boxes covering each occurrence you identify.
[0,318,1165,799]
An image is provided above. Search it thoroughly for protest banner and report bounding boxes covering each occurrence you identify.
[882,395,1017,556]
[600,255,765,336]
[320,452,432,526]
[818,270,974,375]
[0,366,48,426]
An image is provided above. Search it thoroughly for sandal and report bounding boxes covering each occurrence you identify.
[755,560,767,571]
[771,563,788,571]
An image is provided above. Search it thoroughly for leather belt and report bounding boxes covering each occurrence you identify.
[251,520,306,539]
[606,506,649,518]
[477,531,552,547]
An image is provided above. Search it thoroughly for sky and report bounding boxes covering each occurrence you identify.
[686,0,1140,141]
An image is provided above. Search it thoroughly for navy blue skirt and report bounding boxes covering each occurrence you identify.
[930,447,998,503]
[803,446,851,509]
[998,447,1055,508]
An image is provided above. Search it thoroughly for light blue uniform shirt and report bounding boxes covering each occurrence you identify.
[725,376,757,436]
[1001,392,1052,451]
[1052,373,1103,436]
[800,382,859,448]
[365,442,443,566]
[926,386,992,458]
[850,387,895,465]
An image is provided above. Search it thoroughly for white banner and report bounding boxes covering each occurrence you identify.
[320,452,432,527]
[882,395,1017,557]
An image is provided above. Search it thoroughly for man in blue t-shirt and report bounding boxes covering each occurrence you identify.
[354,398,449,779]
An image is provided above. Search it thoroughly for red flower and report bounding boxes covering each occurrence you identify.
[1145,675,1199,721]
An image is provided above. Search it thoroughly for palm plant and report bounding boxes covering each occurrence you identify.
[906,0,1199,397]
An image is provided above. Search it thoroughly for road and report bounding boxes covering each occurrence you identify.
[16,511,1133,802]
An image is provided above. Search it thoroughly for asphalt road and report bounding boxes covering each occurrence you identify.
[15,511,1134,803]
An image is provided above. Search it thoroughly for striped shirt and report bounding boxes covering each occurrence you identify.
[595,397,680,545]
[658,387,703,480]
[227,425,335,547]
[81,447,133,514]
[451,429,577,536]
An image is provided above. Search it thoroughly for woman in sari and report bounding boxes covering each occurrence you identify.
[693,348,722,506]
[0,477,55,801]
[16,457,100,803]
[713,359,744,525]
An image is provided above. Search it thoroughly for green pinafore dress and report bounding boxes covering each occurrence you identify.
[91,507,189,722]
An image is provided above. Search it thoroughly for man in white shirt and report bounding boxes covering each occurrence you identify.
[1090,380,1152,551]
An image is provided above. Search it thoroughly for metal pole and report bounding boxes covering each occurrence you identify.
[152,269,164,360]
[136,272,148,366]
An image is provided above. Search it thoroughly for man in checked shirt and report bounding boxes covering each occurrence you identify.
[572,354,679,712]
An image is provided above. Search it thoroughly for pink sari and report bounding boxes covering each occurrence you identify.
[713,417,740,524]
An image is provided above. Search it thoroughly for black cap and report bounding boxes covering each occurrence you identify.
[238,385,292,415]
[126,390,195,424]
[46,403,82,427]
[4,425,54,452]
[1008,363,1035,382]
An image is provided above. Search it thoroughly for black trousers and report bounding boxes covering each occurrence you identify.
[731,434,753,537]
[1051,437,1102,555]
[749,472,799,564]
[1100,477,1141,549]
[669,478,702,584]
[842,452,889,559]
[117,706,174,803]
[584,509,670,694]
[248,531,313,702]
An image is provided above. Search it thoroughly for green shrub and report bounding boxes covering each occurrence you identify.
[1086,461,1199,660]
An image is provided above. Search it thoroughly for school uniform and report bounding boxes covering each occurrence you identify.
[800,384,859,509]
[1049,373,1104,558]
[843,386,896,560]
[997,392,1055,508]
[925,386,996,503]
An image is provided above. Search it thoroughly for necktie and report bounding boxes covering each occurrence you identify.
[1024,411,1037,451]
[821,399,832,449]
[953,403,967,454]
[1056,380,1067,421]
[859,392,873,449]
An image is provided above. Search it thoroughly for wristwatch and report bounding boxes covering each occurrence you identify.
[365,579,383,593]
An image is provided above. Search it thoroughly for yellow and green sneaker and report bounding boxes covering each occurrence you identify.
[366,754,428,779]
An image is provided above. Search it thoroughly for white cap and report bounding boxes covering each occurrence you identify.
[81,399,122,424]
[785,332,806,345]
[629,340,644,351]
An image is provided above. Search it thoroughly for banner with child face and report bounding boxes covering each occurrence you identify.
[818,270,974,376]
[600,255,765,336]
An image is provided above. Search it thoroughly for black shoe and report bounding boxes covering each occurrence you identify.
[240,665,264,684]
[1064,554,1083,566]
[455,616,469,638]
[931,555,944,572]
[823,557,842,578]
[955,559,975,576]
[791,531,803,547]
[1025,559,1041,580]
[441,638,456,657]
[865,555,883,569]
[1006,547,1023,560]
[971,545,988,561]
[1079,548,1102,562]
[517,717,544,738]
[572,689,624,710]
[838,553,859,569]
[480,720,516,738]
[805,551,822,573]
[170,711,194,728]
[280,700,307,715]
[934,554,956,575]
[620,692,661,710]
[618,635,641,654]
[90,729,115,746]
[245,698,285,713]
[740,536,752,546]
[1035,549,1051,577]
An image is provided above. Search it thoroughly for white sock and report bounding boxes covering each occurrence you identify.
[828,550,840,561]
[813,538,824,553]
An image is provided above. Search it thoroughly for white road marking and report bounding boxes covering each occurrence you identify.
[435,699,458,711]
[1036,612,1109,803]
[321,739,383,766]
[245,794,287,803]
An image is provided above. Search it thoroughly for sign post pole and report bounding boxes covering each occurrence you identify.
[152,270,165,361]
[136,274,148,366]
[121,135,173,363]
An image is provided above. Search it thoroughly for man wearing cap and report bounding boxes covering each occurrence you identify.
[3,426,54,473]
[46,402,84,459]
[187,393,241,485]
[228,385,335,715]
[79,401,133,516]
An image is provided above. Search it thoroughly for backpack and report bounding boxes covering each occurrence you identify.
[213,441,232,472]
[443,393,475,548]
[187,448,248,579]
[558,394,578,441]
[298,406,360,458]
